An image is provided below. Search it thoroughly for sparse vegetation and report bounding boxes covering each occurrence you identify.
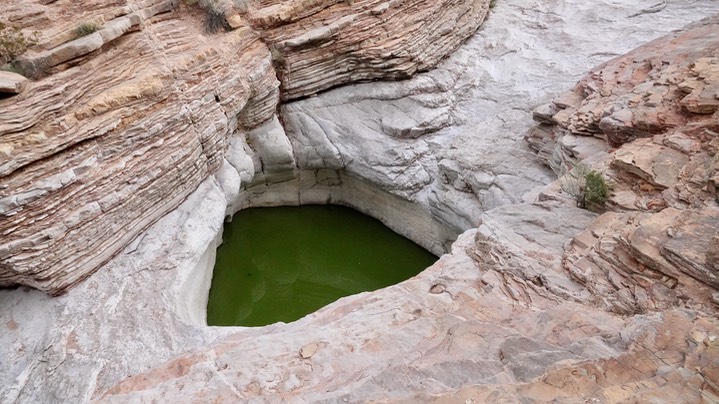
[0,22,40,65]
[584,171,609,206]
[184,0,231,34]
[269,44,285,64]
[204,7,230,33]
[560,163,609,210]
[75,22,100,38]
[0,62,18,73]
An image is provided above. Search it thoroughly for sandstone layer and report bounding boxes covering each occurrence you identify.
[0,0,488,295]
[526,14,719,316]
[1,0,719,403]
[243,0,490,100]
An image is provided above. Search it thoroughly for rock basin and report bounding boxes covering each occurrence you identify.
[206,205,437,327]
[1,0,718,402]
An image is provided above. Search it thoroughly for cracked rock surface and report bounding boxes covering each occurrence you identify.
[1,0,719,403]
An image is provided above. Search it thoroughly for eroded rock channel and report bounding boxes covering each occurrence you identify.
[1,0,719,403]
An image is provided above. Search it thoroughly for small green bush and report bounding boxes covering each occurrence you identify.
[75,22,100,38]
[560,163,609,210]
[0,22,40,65]
[584,171,608,206]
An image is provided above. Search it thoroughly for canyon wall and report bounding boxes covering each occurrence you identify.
[0,0,718,403]
[0,0,489,295]
[525,14,719,314]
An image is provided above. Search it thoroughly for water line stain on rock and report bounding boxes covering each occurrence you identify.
[206,205,438,326]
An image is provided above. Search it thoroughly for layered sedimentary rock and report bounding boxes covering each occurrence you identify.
[0,0,488,295]
[0,71,27,94]
[0,0,279,294]
[241,0,490,100]
[1,0,719,403]
[526,14,719,317]
[526,14,719,171]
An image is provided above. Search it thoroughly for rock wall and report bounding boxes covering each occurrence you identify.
[525,14,719,315]
[0,0,718,403]
[241,0,490,100]
[0,0,488,295]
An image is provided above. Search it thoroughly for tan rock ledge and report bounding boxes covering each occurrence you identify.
[0,71,27,94]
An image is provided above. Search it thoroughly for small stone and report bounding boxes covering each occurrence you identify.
[299,343,319,359]
[226,14,245,29]
[429,284,446,294]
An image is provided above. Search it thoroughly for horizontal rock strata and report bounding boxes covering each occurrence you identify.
[526,14,719,171]
[526,14,719,315]
[0,71,27,94]
[0,0,491,295]
[1,1,719,403]
[242,0,490,100]
[0,0,279,294]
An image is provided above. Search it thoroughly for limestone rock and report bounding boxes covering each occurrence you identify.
[526,14,719,172]
[525,14,719,319]
[1,0,719,403]
[564,208,719,314]
[0,0,495,295]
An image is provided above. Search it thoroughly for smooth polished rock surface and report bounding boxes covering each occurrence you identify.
[0,0,491,296]
[1,1,719,403]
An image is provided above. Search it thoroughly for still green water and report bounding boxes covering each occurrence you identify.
[206,205,437,326]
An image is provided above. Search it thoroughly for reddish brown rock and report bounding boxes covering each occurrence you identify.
[242,0,491,100]
[526,14,719,170]
[526,14,719,318]
[0,0,491,295]
[0,1,280,294]
[0,71,27,94]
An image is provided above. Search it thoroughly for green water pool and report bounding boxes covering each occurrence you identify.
[206,205,438,326]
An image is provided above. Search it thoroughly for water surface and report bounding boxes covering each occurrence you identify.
[207,205,437,326]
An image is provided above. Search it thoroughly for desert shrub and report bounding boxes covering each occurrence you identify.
[269,44,285,63]
[0,22,40,65]
[75,22,100,38]
[584,171,608,206]
[560,163,608,209]
[204,7,230,33]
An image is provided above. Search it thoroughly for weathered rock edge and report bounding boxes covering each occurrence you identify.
[2,2,719,403]
[0,0,489,295]
[526,14,719,315]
